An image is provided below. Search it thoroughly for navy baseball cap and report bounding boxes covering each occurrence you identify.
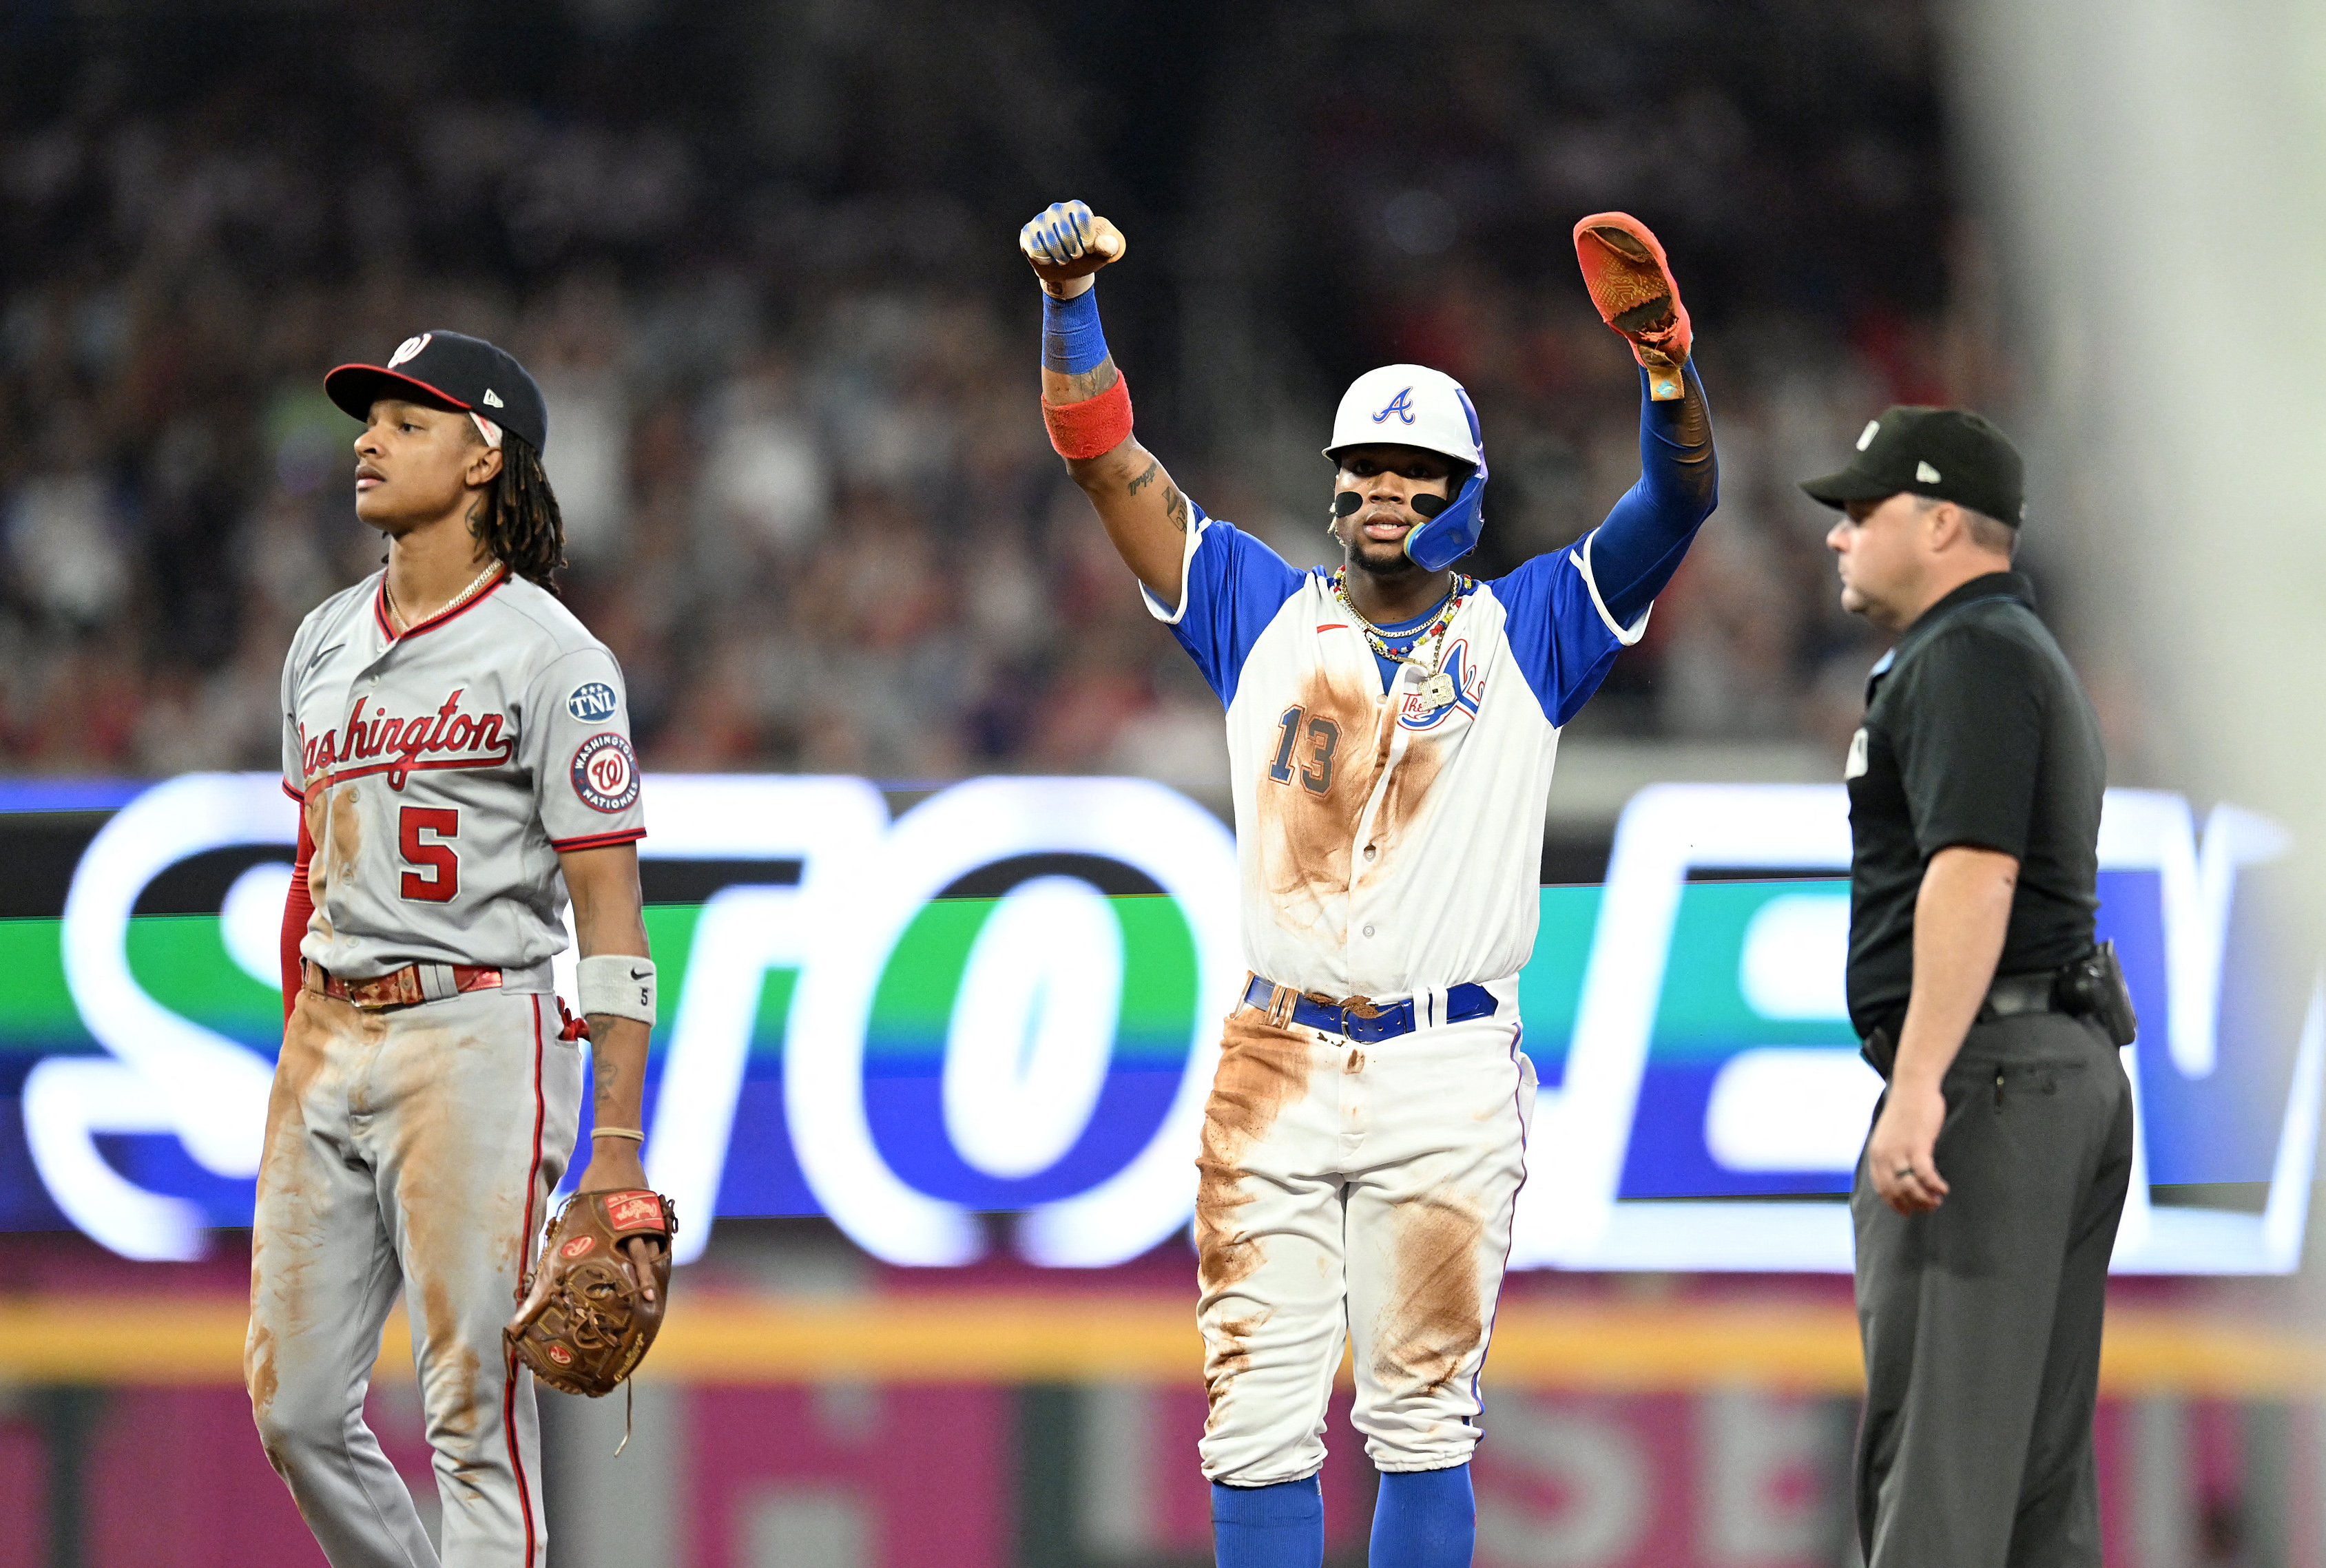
[1800,406,2024,527]
[325,331,549,452]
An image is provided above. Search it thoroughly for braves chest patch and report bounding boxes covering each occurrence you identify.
[570,732,641,813]
[1396,638,1487,731]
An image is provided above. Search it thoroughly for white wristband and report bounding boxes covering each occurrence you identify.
[577,954,656,1026]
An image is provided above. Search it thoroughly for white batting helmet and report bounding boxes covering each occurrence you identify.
[1323,364,1489,571]
[1323,365,1483,468]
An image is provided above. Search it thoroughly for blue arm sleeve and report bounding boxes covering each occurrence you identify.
[1586,362,1718,627]
[1490,550,1634,728]
[1140,508,1308,708]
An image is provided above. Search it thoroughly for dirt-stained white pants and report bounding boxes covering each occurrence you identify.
[247,985,581,1568]
[1196,988,1535,1485]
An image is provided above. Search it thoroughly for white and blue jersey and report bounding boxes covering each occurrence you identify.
[1144,510,1647,1001]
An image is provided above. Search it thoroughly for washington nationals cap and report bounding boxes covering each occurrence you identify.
[1800,406,2024,527]
[325,331,549,452]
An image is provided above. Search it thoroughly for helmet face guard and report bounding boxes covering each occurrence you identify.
[1402,387,1486,571]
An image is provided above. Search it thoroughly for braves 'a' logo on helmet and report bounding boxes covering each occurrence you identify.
[1372,388,1417,426]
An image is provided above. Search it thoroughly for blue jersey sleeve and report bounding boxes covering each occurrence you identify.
[1490,545,1645,728]
[1140,506,1308,707]
[1588,363,1718,625]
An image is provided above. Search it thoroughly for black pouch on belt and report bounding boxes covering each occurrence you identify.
[2053,939,2139,1047]
[1860,1025,1897,1080]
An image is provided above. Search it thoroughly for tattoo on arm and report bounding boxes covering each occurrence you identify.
[592,1049,621,1111]
[1127,458,1160,495]
[1164,484,1190,534]
[1051,357,1121,406]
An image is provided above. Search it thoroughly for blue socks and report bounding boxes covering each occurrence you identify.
[1212,1476,1322,1568]
[1370,1463,1476,1568]
[1212,1465,1475,1568]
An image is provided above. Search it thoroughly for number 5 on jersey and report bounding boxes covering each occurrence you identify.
[399,806,459,903]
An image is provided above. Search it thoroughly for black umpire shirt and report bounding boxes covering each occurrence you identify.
[1843,572,2106,1040]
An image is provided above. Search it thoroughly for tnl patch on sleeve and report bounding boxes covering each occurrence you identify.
[565,681,621,722]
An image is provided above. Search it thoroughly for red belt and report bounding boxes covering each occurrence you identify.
[304,959,503,1011]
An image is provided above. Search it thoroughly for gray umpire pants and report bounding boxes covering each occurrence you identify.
[1852,1010,2135,1568]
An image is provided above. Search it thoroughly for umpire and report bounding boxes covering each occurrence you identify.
[1804,408,2137,1568]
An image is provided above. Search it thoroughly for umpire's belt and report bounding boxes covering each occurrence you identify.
[1977,969,2066,1023]
[1863,968,2080,1076]
[1242,974,1498,1042]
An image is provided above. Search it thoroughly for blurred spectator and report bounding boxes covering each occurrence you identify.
[8,466,127,626]
[0,2,1979,784]
[698,359,828,559]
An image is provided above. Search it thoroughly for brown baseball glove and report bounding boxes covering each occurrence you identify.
[504,1188,678,1398]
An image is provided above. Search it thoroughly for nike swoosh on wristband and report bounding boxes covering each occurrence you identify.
[630,966,651,980]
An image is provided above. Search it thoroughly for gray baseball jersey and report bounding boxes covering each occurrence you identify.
[280,567,646,979]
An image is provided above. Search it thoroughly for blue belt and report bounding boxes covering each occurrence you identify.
[1240,974,1499,1043]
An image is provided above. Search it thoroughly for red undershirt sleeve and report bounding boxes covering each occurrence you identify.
[282,815,315,1022]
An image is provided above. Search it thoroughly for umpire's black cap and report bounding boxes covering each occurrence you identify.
[1800,406,2024,527]
[325,331,549,452]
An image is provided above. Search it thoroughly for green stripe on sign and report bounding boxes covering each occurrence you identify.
[0,917,79,1040]
[124,914,281,1041]
[1514,886,1601,1073]
[1652,880,1857,1054]
[1108,895,1199,1063]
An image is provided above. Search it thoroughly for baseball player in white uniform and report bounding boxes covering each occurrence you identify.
[247,331,662,1567]
[1020,202,1718,1568]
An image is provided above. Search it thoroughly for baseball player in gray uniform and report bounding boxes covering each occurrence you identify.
[247,331,662,1567]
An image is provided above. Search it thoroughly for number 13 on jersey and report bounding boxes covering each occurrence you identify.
[1267,706,1340,795]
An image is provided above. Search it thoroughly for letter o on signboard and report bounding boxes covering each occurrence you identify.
[785,777,1241,1267]
[941,875,1125,1181]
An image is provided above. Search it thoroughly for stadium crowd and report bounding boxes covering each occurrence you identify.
[0,3,1965,795]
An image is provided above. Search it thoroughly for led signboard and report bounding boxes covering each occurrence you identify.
[0,774,2312,1273]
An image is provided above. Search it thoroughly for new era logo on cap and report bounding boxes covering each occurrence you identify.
[483,388,503,408]
[1798,404,2026,529]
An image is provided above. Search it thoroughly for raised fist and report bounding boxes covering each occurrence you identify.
[1020,200,1126,293]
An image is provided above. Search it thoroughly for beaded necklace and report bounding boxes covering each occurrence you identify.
[1330,566,1475,707]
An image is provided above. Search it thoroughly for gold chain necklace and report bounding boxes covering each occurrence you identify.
[1330,567,1475,709]
[386,560,502,634]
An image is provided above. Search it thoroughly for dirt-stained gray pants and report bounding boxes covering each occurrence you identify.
[1853,1010,2134,1568]
[247,985,581,1567]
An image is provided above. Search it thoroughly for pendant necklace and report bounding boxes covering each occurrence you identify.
[1331,567,1473,709]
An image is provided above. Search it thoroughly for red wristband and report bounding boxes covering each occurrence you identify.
[1042,372,1133,459]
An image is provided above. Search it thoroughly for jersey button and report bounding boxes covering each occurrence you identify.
[1362,923,1375,938]
[1362,845,1377,861]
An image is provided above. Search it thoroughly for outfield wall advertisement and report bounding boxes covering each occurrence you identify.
[0,773,2314,1274]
